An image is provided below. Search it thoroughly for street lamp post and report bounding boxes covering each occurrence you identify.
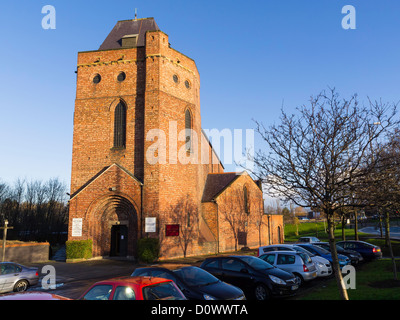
[1,220,13,262]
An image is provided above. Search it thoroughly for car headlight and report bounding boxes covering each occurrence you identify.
[203,294,216,300]
[269,275,286,285]
[316,262,324,268]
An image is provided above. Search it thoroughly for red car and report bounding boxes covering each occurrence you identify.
[78,276,186,300]
[0,292,71,300]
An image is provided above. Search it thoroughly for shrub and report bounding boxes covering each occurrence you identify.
[66,239,93,260]
[138,238,160,263]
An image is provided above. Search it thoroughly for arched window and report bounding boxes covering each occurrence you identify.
[185,109,192,152]
[114,102,126,148]
[243,186,249,214]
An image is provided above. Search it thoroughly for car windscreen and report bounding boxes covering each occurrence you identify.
[238,256,274,270]
[173,267,219,287]
[142,282,185,300]
[292,246,315,257]
[310,245,330,254]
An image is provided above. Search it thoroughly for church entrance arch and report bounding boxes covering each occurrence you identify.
[89,194,138,258]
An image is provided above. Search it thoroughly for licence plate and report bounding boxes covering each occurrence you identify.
[312,272,317,277]
[291,285,299,290]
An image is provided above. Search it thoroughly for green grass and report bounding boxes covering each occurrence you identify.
[285,221,400,300]
[298,259,400,300]
[284,221,400,256]
[284,221,363,242]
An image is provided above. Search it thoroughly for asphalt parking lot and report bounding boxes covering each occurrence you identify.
[23,256,330,300]
[26,259,143,299]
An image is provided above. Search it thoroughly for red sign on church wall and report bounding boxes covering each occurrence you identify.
[165,224,180,237]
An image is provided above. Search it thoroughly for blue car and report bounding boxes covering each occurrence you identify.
[296,244,350,268]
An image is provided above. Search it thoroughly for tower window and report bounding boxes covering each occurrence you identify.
[173,74,179,83]
[117,72,126,82]
[185,80,191,89]
[93,74,101,84]
[114,102,126,148]
[185,109,192,152]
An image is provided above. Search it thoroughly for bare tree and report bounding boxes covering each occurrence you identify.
[218,187,248,251]
[164,195,199,257]
[358,130,400,280]
[252,88,398,300]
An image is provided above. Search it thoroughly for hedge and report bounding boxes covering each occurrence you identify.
[66,239,93,260]
[138,238,160,263]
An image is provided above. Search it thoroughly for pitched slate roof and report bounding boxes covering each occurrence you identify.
[201,172,242,202]
[99,18,160,50]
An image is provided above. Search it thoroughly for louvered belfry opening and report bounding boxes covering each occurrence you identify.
[185,109,192,152]
[114,102,126,148]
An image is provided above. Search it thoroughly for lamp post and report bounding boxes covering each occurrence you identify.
[1,220,13,262]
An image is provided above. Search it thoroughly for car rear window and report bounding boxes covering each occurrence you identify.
[299,253,312,264]
[142,282,185,300]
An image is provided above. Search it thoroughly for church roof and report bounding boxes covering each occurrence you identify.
[99,18,160,50]
[201,172,242,202]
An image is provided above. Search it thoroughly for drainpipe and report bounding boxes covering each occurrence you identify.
[212,199,219,254]
[140,184,144,239]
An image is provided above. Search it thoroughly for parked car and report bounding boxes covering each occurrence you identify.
[132,266,245,300]
[78,276,186,300]
[258,244,332,278]
[259,251,317,286]
[313,242,363,265]
[0,262,39,294]
[296,244,350,268]
[0,291,71,300]
[200,255,299,300]
[297,236,321,243]
[336,240,382,260]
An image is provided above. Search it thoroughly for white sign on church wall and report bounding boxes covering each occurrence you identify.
[145,217,156,233]
[72,218,83,237]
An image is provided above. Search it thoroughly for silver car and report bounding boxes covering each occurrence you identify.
[259,251,317,285]
[258,244,332,278]
[0,262,39,293]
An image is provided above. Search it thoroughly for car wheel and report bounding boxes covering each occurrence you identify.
[254,284,270,301]
[294,273,304,286]
[14,280,29,292]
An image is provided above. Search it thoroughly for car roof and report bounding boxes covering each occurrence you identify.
[93,276,172,286]
[0,291,71,300]
[261,250,300,255]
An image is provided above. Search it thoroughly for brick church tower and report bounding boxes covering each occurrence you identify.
[68,17,283,259]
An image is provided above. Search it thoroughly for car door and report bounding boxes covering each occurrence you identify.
[0,263,18,293]
[220,258,252,292]
[276,253,296,274]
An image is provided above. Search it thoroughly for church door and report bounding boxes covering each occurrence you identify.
[110,225,128,257]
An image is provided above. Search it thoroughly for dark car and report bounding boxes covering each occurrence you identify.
[132,266,245,300]
[296,244,350,268]
[200,255,299,300]
[336,240,382,260]
[313,242,363,265]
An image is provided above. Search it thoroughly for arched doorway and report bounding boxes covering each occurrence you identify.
[90,195,138,258]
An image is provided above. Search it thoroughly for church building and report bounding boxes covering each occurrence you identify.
[67,17,283,259]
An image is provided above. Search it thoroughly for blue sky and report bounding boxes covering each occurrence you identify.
[0,0,399,189]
